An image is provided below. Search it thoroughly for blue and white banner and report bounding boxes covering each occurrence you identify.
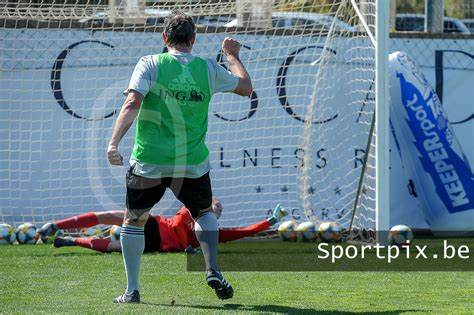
[389,51,474,233]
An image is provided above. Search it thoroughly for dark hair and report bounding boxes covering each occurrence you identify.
[164,10,195,47]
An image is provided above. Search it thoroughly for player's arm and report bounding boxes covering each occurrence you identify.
[107,91,143,165]
[221,37,252,97]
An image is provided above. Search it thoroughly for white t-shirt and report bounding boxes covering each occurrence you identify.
[124,51,239,178]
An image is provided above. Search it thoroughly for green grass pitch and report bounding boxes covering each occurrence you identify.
[1,242,473,314]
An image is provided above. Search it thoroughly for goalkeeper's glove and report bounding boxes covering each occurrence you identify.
[267,204,288,226]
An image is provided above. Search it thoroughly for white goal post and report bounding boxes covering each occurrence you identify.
[0,0,390,243]
[375,0,390,239]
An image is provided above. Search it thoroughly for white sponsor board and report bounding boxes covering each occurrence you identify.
[1,29,473,229]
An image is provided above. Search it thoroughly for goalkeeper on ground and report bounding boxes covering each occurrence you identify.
[38,202,287,254]
[105,10,252,303]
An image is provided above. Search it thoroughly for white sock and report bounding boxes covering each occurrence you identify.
[120,224,145,294]
[194,212,220,272]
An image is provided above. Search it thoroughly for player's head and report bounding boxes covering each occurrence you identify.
[162,10,196,48]
[211,197,223,219]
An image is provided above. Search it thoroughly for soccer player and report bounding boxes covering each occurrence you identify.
[39,203,287,254]
[106,10,252,303]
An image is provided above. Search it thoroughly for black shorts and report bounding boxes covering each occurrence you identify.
[144,217,161,253]
[126,168,212,219]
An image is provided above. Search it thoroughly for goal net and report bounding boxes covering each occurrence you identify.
[0,0,385,243]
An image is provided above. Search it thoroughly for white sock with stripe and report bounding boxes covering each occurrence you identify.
[120,224,145,294]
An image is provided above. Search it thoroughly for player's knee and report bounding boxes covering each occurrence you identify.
[195,206,213,219]
[123,217,147,227]
[123,209,150,227]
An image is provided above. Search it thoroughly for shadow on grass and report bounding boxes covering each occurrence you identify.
[141,302,420,314]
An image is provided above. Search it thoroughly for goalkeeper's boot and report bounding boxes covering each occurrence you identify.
[268,204,288,226]
[53,237,75,248]
[206,269,234,300]
[114,290,140,304]
[37,222,59,238]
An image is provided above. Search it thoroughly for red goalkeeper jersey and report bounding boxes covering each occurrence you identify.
[155,207,271,252]
[155,207,194,252]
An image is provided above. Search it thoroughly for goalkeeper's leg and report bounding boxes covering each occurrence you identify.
[38,211,124,237]
[40,212,99,234]
[54,237,118,253]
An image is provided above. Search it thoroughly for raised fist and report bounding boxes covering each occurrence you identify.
[222,37,241,57]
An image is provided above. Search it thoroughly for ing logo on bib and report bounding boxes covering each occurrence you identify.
[165,67,206,104]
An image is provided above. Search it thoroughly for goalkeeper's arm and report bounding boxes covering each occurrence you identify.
[218,220,271,243]
[107,90,143,165]
[218,205,287,242]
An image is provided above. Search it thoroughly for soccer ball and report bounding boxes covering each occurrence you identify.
[296,221,317,242]
[278,220,297,241]
[16,223,39,244]
[109,225,122,241]
[81,226,104,238]
[388,224,413,246]
[0,223,16,245]
[40,230,64,244]
[318,222,342,242]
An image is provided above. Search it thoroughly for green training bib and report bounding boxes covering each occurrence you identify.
[132,53,211,166]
